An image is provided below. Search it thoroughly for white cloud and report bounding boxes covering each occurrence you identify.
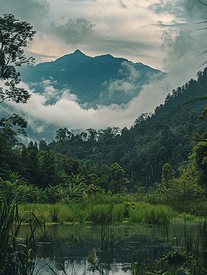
[0,0,205,141]
[0,71,180,139]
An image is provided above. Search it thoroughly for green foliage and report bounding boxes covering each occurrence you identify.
[89,204,113,224]
[161,163,175,192]
[44,69,207,188]
[0,14,36,138]
[111,204,125,222]
[63,173,86,203]
[0,198,44,275]
[0,176,29,203]
[168,166,203,213]
[190,129,207,189]
[110,162,126,193]
[197,107,207,123]
[55,128,72,141]
[154,164,204,213]
[87,183,103,195]
[0,14,35,104]
[129,201,176,225]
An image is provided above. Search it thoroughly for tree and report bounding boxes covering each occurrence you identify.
[86,128,97,142]
[55,128,71,141]
[0,14,35,103]
[0,134,14,178]
[39,139,48,151]
[37,150,56,188]
[168,165,202,213]
[110,162,125,193]
[161,163,175,192]
[0,14,35,134]
[190,136,207,189]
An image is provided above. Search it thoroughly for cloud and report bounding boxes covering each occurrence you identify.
[49,18,95,44]
[0,69,173,142]
[183,0,207,20]
[97,61,142,105]
[160,27,207,76]
[153,20,187,28]
[0,0,50,24]
[1,51,201,144]
[66,0,96,1]
[86,38,155,59]
[161,29,197,64]
[118,0,128,9]
[148,0,207,21]
[148,0,184,18]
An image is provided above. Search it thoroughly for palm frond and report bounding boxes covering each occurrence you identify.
[177,96,207,107]
[198,0,207,7]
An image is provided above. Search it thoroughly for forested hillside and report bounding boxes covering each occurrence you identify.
[42,68,207,188]
[2,68,207,193]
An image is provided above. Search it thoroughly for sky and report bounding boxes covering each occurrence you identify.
[1,0,207,140]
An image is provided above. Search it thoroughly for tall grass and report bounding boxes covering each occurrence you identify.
[112,204,125,222]
[88,204,113,224]
[0,198,45,275]
[19,201,177,226]
[129,201,176,226]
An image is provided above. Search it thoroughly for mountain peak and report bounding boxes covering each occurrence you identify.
[73,49,85,55]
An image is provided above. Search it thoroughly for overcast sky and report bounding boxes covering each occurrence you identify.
[1,0,207,139]
[1,0,206,69]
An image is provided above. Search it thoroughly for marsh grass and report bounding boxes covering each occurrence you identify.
[19,201,177,227]
[0,198,55,275]
[89,204,113,224]
[112,204,125,222]
[14,215,207,275]
[129,201,176,226]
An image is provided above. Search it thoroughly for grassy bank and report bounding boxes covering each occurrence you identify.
[18,200,177,225]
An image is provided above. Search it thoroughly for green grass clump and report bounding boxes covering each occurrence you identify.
[112,204,125,222]
[129,201,176,225]
[88,204,113,224]
[0,198,46,274]
[19,200,177,225]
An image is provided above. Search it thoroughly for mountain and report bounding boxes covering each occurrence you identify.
[19,50,166,107]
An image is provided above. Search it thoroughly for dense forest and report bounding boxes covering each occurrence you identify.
[37,69,207,188]
[1,13,207,199]
[1,67,207,195]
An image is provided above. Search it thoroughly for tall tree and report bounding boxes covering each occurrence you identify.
[0,14,35,134]
[0,14,35,103]
[161,163,175,193]
[110,162,125,193]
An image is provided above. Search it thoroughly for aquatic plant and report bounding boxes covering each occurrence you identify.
[0,198,39,274]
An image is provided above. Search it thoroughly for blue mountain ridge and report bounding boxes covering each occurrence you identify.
[19,49,166,107]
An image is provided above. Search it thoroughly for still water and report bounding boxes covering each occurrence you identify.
[21,221,203,275]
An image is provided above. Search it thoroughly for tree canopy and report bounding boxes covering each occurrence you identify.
[0,14,36,137]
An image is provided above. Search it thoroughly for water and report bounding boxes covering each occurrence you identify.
[20,221,206,275]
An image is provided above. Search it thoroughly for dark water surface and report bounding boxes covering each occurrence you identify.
[20,221,204,274]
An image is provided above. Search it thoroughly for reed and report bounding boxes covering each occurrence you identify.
[111,204,125,222]
[129,201,176,226]
[0,198,48,275]
[18,201,178,226]
[88,204,113,224]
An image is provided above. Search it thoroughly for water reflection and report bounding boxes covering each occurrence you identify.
[24,222,202,274]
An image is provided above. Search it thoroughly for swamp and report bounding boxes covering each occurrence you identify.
[15,219,207,275]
